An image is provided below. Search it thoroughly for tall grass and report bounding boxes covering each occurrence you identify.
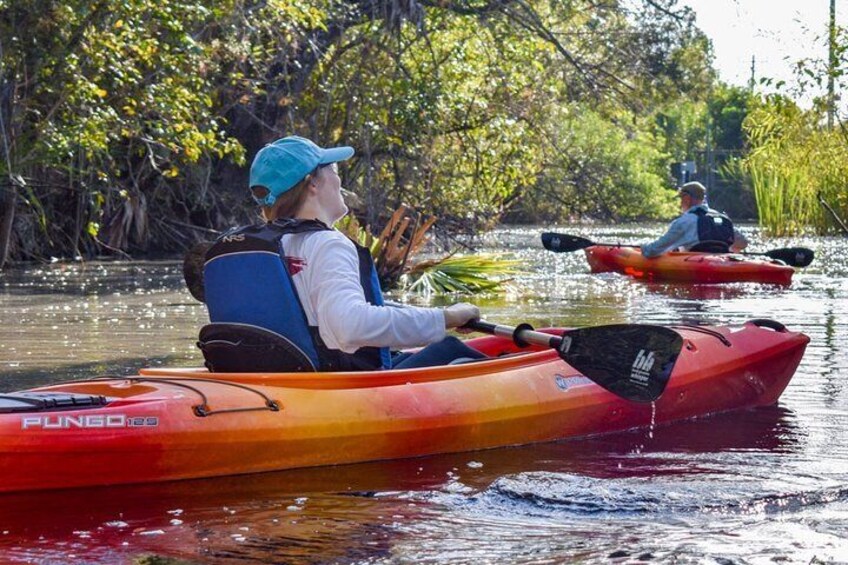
[743,100,848,236]
[748,165,814,237]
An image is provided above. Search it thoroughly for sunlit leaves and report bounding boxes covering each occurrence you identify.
[743,96,848,235]
[0,0,728,260]
[516,104,673,222]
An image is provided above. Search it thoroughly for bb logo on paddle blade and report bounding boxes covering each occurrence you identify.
[630,349,655,387]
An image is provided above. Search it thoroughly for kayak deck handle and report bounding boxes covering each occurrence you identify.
[668,324,732,347]
[748,319,788,333]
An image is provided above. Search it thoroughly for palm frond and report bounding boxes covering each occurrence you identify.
[404,254,519,295]
[340,206,517,294]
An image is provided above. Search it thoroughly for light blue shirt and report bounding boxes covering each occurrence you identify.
[641,205,707,258]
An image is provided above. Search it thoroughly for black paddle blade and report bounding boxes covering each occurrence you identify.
[541,232,594,253]
[763,247,815,268]
[557,324,683,403]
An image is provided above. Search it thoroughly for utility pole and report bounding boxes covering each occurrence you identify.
[705,117,713,193]
[828,0,837,128]
[749,55,756,92]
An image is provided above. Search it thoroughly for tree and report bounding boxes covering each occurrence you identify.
[0,0,244,263]
[0,0,727,264]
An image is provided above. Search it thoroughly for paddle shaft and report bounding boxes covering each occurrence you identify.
[463,319,560,349]
[386,301,560,349]
[819,194,848,235]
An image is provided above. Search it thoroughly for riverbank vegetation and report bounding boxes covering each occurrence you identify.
[1,0,846,269]
[739,32,848,236]
[741,97,844,236]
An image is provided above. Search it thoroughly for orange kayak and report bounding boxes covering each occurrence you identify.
[0,320,807,492]
[585,245,794,284]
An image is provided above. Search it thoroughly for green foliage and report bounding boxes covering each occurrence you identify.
[742,95,848,235]
[654,97,707,162]
[738,21,848,235]
[630,3,716,103]
[1,0,249,256]
[404,254,519,294]
[708,84,757,150]
[42,1,244,164]
[511,105,675,222]
[1,0,733,262]
[295,0,713,228]
[299,10,555,228]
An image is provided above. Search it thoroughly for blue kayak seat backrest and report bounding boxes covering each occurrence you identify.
[203,247,320,371]
[197,322,317,373]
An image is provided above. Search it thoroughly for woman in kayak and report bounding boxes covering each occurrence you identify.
[202,135,484,371]
[641,182,748,258]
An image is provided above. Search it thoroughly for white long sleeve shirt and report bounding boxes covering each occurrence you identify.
[281,230,446,354]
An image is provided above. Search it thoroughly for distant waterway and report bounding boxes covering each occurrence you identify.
[0,223,846,564]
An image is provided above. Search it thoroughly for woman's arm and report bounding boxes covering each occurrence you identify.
[306,234,448,353]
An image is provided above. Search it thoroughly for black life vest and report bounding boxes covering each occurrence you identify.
[689,207,735,247]
[203,218,391,372]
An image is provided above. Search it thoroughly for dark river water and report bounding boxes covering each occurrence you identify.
[0,224,846,564]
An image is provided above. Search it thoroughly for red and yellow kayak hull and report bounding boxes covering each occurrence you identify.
[0,321,808,492]
[585,245,794,284]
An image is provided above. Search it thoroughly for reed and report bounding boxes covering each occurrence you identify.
[742,102,848,235]
[748,163,811,237]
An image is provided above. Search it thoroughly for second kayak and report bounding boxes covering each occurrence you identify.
[0,319,807,493]
[585,245,794,284]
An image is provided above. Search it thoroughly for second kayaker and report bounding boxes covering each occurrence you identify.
[641,181,748,258]
[201,135,484,372]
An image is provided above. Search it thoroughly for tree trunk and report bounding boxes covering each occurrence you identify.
[0,184,16,269]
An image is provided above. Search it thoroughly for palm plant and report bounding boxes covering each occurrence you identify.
[337,205,517,294]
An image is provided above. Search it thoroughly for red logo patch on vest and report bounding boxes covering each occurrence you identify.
[285,256,307,275]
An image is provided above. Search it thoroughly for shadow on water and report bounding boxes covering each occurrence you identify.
[478,473,848,516]
[0,356,176,392]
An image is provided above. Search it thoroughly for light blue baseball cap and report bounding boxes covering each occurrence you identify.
[249,136,354,206]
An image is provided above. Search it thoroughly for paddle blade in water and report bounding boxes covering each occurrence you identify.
[763,247,815,268]
[557,324,683,403]
[541,232,595,253]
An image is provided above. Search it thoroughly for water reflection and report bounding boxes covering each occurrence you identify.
[0,406,803,564]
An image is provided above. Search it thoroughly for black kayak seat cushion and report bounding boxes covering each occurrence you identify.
[198,323,317,373]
